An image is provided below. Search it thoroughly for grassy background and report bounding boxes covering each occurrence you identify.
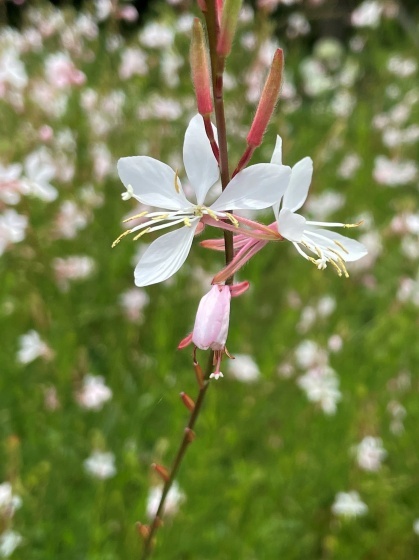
[1,2,419,558]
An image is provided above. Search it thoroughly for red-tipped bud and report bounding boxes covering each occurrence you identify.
[136,522,150,540]
[190,19,213,115]
[217,0,242,57]
[185,427,196,443]
[180,392,195,412]
[197,0,207,12]
[178,332,193,349]
[194,360,204,388]
[247,49,284,148]
[152,463,170,482]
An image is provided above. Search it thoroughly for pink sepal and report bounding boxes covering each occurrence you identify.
[230,281,250,297]
[178,332,193,349]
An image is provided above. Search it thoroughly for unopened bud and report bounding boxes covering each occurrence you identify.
[152,463,170,482]
[217,0,243,57]
[180,392,195,412]
[185,427,196,443]
[247,49,284,147]
[197,0,207,12]
[136,522,150,540]
[190,19,213,115]
[194,360,204,388]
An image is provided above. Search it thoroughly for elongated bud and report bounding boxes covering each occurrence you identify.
[197,0,207,12]
[194,360,204,388]
[136,522,150,540]
[217,0,242,57]
[185,427,196,443]
[180,392,195,412]
[152,463,170,482]
[230,281,250,297]
[247,49,284,147]
[190,19,213,115]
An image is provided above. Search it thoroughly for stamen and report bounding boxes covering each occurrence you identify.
[174,170,181,193]
[327,248,349,278]
[133,227,152,241]
[334,240,349,254]
[152,214,169,221]
[224,213,239,227]
[123,211,149,223]
[343,220,363,228]
[112,229,132,247]
[184,218,192,227]
[206,208,219,221]
[328,258,343,277]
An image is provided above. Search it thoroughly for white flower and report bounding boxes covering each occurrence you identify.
[0,482,22,517]
[0,530,22,558]
[413,519,419,535]
[271,136,367,276]
[117,115,291,287]
[84,451,116,479]
[17,330,51,365]
[331,491,368,518]
[228,353,260,382]
[298,365,341,415]
[355,436,387,472]
[0,209,28,255]
[146,481,185,519]
[22,148,58,202]
[76,375,112,410]
[351,0,382,28]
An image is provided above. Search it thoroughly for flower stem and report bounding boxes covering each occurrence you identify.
[140,352,214,560]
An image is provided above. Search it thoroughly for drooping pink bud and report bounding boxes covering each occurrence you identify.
[217,0,243,57]
[190,19,213,116]
[247,48,284,147]
[192,285,231,351]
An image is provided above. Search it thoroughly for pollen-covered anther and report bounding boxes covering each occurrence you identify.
[224,212,239,227]
[112,229,132,247]
[123,211,148,223]
[343,220,363,229]
[334,239,349,254]
[184,218,192,227]
[174,169,181,193]
[205,208,219,221]
[133,227,152,241]
[152,213,169,221]
[328,248,349,278]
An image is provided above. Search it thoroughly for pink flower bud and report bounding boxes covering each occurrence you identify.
[192,285,231,351]
[247,48,284,147]
[217,0,243,57]
[190,19,213,115]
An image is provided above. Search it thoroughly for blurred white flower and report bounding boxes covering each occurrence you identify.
[119,48,148,80]
[228,354,260,382]
[305,191,346,220]
[355,436,387,471]
[295,340,328,369]
[53,256,95,290]
[298,365,341,415]
[76,375,112,410]
[328,334,343,353]
[387,56,417,78]
[95,0,112,21]
[22,148,58,202]
[373,156,417,186]
[0,209,28,255]
[332,491,368,518]
[287,13,310,39]
[139,23,174,49]
[17,330,51,365]
[45,53,86,89]
[338,154,361,180]
[413,519,419,535]
[0,530,22,558]
[351,1,382,28]
[0,163,23,204]
[146,481,185,519]
[0,49,27,91]
[119,288,149,322]
[84,451,116,479]
[54,201,88,239]
[0,482,22,517]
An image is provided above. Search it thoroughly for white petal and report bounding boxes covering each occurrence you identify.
[183,114,219,205]
[278,208,307,242]
[210,163,291,212]
[283,157,313,212]
[270,135,283,165]
[134,222,199,286]
[118,156,190,210]
[305,227,368,261]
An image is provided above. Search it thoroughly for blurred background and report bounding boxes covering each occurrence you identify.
[1,0,419,558]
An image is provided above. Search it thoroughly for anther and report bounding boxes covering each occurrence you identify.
[123,211,149,223]
[174,169,181,193]
[334,240,349,254]
[112,229,132,247]
[225,213,239,227]
[133,227,152,241]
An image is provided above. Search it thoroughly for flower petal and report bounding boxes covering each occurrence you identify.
[210,163,291,212]
[183,114,219,205]
[278,208,307,243]
[118,156,190,210]
[134,222,199,286]
[305,227,368,262]
[270,135,283,165]
[283,157,313,212]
